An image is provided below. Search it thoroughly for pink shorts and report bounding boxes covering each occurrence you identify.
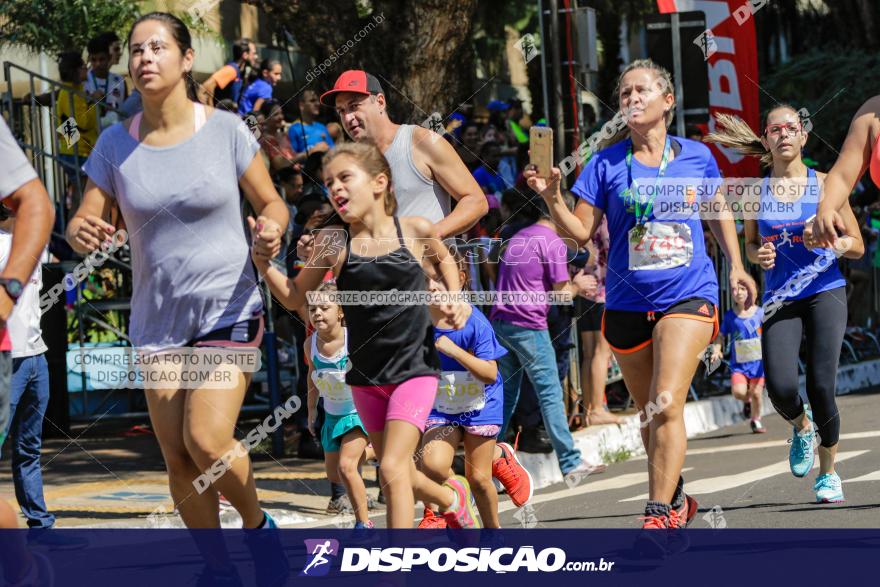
[731,372,765,387]
[351,376,439,433]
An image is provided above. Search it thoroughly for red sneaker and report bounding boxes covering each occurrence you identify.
[492,442,533,507]
[672,493,698,528]
[640,514,669,529]
[666,499,694,554]
[636,515,670,557]
[417,507,447,529]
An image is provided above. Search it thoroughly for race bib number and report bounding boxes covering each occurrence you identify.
[628,222,693,271]
[434,371,486,414]
[734,338,762,363]
[312,369,351,403]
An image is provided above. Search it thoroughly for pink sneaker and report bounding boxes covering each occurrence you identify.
[442,475,481,529]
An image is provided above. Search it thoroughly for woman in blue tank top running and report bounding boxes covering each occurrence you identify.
[525,59,756,544]
[706,105,864,504]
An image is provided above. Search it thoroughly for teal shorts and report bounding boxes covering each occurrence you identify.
[321,412,367,452]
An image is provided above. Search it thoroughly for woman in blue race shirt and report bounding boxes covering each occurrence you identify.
[706,106,864,504]
[525,59,756,538]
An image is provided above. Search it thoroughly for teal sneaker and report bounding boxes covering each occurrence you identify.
[263,511,279,528]
[244,512,289,587]
[814,473,845,503]
[788,423,815,478]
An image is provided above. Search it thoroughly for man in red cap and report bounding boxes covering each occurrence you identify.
[320,70,486,238]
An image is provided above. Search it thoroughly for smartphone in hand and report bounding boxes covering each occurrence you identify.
[530,126,553,178]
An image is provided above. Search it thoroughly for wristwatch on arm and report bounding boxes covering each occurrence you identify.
[0,277,23,302]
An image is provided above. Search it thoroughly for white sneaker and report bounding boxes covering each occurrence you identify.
[564,459,607,489]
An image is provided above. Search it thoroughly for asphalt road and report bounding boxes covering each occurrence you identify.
[496,388,880,529]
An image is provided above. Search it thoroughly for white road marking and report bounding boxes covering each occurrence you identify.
[845,470,880,483]
[631,431,880,460]
[620,450,869,501]
[497,468,694,515]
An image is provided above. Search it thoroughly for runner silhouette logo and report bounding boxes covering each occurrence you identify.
[301,539,340,577]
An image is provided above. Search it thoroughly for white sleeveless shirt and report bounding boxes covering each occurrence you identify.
[382,124,451,223]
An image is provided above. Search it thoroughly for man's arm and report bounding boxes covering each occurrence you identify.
[1,178,54,321]
[0,119,54,323]
[200,66,237,106]
[814,95,880,246]
[412,126,487,238]
[199,77,219,106]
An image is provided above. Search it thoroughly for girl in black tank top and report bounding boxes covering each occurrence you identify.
[252,142,481,529]
[335,216,439,385]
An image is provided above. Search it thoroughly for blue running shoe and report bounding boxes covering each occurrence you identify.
[263,511,279,528]
[244,511,289,587]
[814,473,845,503]
[788,424,815,478]
[353,520,375,529]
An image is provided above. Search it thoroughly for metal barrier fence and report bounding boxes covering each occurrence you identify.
[3,61,136,421]
[2,61,129,231]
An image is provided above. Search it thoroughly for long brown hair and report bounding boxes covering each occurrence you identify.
[323,142,397,216]
[703,104,800,168]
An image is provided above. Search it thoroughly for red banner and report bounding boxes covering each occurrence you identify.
[657,1,760,178]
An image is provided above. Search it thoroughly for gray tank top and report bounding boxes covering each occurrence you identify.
[383,124,451,223]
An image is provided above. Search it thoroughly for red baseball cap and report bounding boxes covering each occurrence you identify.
[320,70,384,106]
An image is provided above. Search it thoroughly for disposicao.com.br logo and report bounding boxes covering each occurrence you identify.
[300,539,615,574]
[301,539,340,577]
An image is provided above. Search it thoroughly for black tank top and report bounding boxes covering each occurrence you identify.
[336,217,440,386]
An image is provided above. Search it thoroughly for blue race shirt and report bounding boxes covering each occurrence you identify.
[472,166,508,194]
[226,62,243,104]
[758,168,846,305]
[719,308,764,378]
[571,136,720,312]
[288,120,335,154]
[430,306,507,425]
[238,78,273,116]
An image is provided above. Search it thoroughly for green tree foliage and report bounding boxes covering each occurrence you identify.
[762,49,880,168]
[245,0,479,122]
[579,0,655,112]
[0,0,140,57]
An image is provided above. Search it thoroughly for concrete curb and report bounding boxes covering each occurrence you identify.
[83,508,316,529]
[517,359,880,490]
